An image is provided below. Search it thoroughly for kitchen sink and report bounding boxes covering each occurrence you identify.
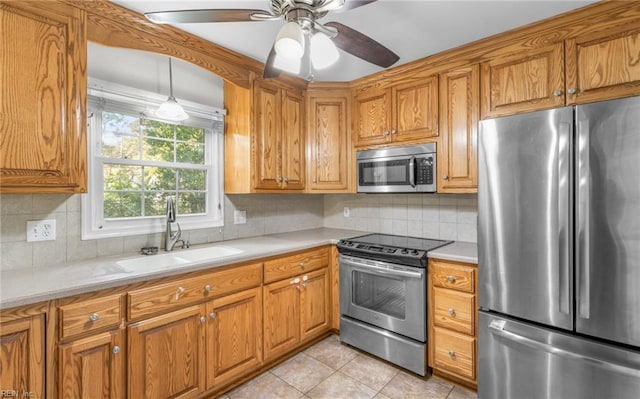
[117,245,243,271]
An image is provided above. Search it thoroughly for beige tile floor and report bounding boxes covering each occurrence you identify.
[219,335,477,399]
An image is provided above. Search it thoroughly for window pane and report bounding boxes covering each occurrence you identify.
[176,125,205,143]
[102,134,141,160]
[145,167,176,191]
[179,169,206,190]
[104,192,141,218]
[102,112,139,135]
[176,142,205,164]
[143,119,175,139]
[144,192,173,216]
[178,192,206,214]
[104,165,142,191]
[143,138,174,162]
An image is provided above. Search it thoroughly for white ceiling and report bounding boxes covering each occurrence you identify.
[114,0,595,82]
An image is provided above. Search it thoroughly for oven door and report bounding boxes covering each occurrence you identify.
[339,254,426,341]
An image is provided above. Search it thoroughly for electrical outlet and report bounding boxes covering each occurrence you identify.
[343,207,350,217]
[26,219,56,242]
[234,210,247,224]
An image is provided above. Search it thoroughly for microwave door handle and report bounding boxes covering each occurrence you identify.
[409,156,416,187]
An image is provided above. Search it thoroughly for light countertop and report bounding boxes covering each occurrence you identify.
[0,228,365,310]
[428,241,478,264]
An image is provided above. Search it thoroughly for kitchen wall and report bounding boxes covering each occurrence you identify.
[324,194,478,242]
[0,194,324,271]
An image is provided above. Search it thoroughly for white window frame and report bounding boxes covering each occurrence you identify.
[82,78,225,239]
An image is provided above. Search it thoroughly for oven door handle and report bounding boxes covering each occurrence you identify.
[409,156,416,188]
[340,256,424,279]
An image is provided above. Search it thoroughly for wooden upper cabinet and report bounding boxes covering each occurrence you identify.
[306,88,350,192]
[392,76,439,142]
[438,65,479,193]
[481,43,565,118]
[252,79,305,191]
[566,27,640,104]
[0,314,45,398]
[352,87,391,147]
[0,2,87,193]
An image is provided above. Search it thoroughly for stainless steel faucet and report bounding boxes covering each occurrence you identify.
[165,196,182,251]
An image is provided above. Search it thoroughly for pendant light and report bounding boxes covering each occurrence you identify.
[155,58,188,122]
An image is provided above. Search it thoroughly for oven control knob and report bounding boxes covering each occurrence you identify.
[401,249,409,254]
[411,249,419,255]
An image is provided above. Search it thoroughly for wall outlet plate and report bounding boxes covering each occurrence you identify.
[343,207,350,217]
[234,210,247,224]
[26,219,56,242]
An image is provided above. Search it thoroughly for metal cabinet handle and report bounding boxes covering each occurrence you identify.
[553,89,563,97]
[283,177,289,182]
[390,129,397,135]
[200,316,206,324]
[112,346,120,355]
[175,286,185,300]
[204,284,212,293]
[448,350,456,358]
[382,130,389,136]
[448,308,456,316]
[447,275,456,283]
[301,283,307,289]
[302,275,308,281]
[442,175,449,181]
[210,312,216,320]
[278,177,284,182]
[296,285,301,290]
[567,87,577,95]
[89,313,99,322]
[300,262,305,269]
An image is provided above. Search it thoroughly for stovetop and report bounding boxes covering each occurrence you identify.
[336,233,452,267]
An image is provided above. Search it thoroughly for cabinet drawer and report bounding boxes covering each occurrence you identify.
[433,327,476,380]
[430,260,475,293]
[264,247,329,283]
[59,294,122,339]
[204,263,262,297]
[128,275,211,320]
[433,287,475,335]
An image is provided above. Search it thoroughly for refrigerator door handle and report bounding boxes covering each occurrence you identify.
[576,119,591,319]
[557,121,572,315]
[488,322,640,377]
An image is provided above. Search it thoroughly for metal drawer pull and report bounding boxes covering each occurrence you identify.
[291,278,301,285]
[448,308,456,316]
[112,346,120,355]
[448,350,456,358]
[204,284,212,293]
[200,316,206,324]
[209,312,216,320]
[175,286,185,300]
[89,313,99,322]
[300,262,305,269]
[447,275,456,283]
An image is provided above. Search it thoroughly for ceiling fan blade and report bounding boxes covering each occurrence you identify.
[263,46,281,79]
[324,22,399,68]
[144,9,276,24]
[334,0,379,13]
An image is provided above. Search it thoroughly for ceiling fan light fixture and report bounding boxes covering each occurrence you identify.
[155,58,188,122]
[273,52,302,74]
[310,32,339,69]
[275,21,305,59]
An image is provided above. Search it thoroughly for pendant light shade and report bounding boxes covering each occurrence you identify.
[156,58,188,122]
[310,32,339,69]
[275,22,305,59]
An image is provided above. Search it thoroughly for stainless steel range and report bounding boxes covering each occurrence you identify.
[337,234,452,375]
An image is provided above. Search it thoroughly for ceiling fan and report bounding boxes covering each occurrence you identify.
[144,0,400,79]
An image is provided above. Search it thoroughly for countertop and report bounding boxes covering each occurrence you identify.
[0,228,365,310]
[427,241,478,264]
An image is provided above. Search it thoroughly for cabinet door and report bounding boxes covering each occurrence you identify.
[392,76,439,142]
[481,43,565,118]
[300,267,331,342]
[438,65,479,193]
[566,28,640,104]
[307,93,350,192]
[206,287,262,390]
[0,2,86,193]
[0,314,44,398]
[352,87,391,147]
[59,329,124,399]
[263,279,300,360]
[281,89,305,190]
[128,305,206,399]
[253,80,282,190]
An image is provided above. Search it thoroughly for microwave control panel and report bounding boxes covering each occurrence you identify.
[416,157,434,185]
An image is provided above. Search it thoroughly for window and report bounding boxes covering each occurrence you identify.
[82,79,224,239]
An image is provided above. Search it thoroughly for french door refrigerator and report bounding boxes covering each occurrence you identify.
[478,96,640,399]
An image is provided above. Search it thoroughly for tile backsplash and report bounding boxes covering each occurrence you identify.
[0,192,476,271]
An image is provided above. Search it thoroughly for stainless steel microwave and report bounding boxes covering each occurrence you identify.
[356,143,436,193]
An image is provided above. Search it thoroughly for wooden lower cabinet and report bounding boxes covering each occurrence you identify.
[0,314,45,398]
[206,287,262,389]
[59,328,124,399]
[264,267,330,361]
[128,305,206,399]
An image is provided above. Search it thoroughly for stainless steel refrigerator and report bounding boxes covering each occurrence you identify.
[478,96,640,399]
